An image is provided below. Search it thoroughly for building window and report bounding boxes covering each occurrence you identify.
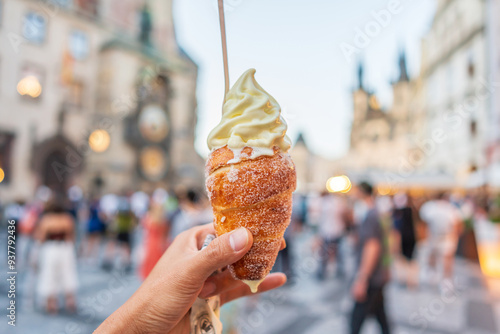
[75,0,99,16]
[467,53,475,78]
[446,64,454,97]
[23,11,46,44]
[427,76,437,104]
[68,80,84,109]
[0,1,3,27]
[470,120,477,137]
[58,0,73,8]
[17,64,44,100]
[69,30,89,60]
[0,132,14,185]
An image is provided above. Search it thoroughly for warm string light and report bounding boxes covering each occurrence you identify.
[377,185,391,196]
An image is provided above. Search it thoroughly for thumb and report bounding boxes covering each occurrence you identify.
[189,227,253,281]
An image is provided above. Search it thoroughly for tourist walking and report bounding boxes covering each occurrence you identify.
[350,182,391,334]
[419,193,463,287]
[316,192,348,280]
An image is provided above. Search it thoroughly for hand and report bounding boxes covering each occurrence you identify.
[96,224,287,334]
[351,277,368,302]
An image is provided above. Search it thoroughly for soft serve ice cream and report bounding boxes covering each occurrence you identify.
[207,68,291,161]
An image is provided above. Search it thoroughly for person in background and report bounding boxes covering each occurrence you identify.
[82,197,106,265]
[4,200,26,263]
[102,196,136,273]
[350,182,390,334]
[278,192,306,278]
[169,189,213,242]
[4,200,25,238]
[34,200,78,314]
[139,201,169,280]
[316,191,348,280]
[391,193,417,288]
[419,192,463,287]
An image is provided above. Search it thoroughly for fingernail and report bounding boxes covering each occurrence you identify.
[199,281,216,298]
[229,228,248,252]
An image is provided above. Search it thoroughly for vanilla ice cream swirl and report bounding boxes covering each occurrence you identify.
[207,69,291,156]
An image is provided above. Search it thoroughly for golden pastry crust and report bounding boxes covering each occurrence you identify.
[206,145,296,280]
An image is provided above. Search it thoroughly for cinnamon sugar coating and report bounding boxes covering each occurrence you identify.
[206,146,296,281]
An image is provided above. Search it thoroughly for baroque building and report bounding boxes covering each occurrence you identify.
[0,0,202,202]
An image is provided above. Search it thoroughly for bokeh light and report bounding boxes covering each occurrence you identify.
[17,75,42,98]
[378,185,392,196]
[89,129,111,153]
[0,168,4,183]
[326,175,351,193]
[478,244,500,278]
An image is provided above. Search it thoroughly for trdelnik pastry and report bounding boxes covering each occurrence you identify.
[206,68,296,292]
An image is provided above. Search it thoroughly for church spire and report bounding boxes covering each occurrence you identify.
[397,49,409,82]
[139,3,153,47]
[357,60,364,90]
[296,132,306,146]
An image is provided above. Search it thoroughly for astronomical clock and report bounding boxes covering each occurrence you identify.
[125,71,171,183]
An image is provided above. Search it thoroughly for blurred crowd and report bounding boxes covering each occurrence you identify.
[279,184,492,334]
[0,183,496,333]
[1,186,212,315]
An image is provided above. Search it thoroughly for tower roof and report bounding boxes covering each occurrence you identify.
[139,3,153,47]
[397,50,409,82]
[357,60,364,90]
[295,132,307,146]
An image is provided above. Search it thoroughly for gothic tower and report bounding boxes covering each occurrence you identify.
[391,50,411,122]
[351,60,369,149]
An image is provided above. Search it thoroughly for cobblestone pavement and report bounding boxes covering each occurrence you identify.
[0,231,499,334]
[229,233,500,334]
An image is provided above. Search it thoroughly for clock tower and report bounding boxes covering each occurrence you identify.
[125,71,172,188]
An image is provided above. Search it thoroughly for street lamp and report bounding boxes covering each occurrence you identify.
[89,129,111,153]
[17,75,42,98]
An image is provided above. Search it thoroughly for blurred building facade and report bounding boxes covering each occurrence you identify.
[420,0,488,183]
[290,133,333,193]
[0,0,203,202]
[485,0,500,187]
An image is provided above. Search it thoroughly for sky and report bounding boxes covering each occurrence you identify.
[172,0,436,159]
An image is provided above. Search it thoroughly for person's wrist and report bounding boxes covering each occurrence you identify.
[122,289,170,334]
[118,297,147,333]
[95,298,143,334]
